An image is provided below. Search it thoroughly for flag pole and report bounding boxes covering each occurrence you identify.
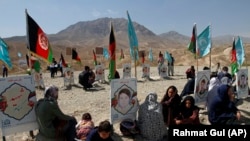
[25,8,35,139]
[209,23,212,69]
[25,9,32,72]
[134,47,137,79]
[195,23,198,72]
[244,43,247,69]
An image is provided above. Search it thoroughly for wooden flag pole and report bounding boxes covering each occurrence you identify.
[134,47,137,79]
[25,9,32,73]
[244,43,247,69]
[209,23,212,69]
[25,8,35,140]
[195,23,198,72]
[196,57,198,72]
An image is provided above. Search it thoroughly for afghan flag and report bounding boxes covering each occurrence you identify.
[26,10,53,63]
[93,49,97,66]
[187,24,197,54]
[60,53,67,67]
[72,48,81,63]
[231,38,238,75]
[108,23,116,81]
[119,49,124,60]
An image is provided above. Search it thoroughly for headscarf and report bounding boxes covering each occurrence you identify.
[179,96,198,119]
[138,92,167,141]
[208,77,221,91]
[44,85,58,101]
[144,92,159,111]
[217,84,230,102]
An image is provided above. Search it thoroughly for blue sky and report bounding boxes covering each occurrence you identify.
[0,0,250,38]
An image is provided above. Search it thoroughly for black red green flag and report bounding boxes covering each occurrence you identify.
[231,38,238,75]
[108,23,116,81]
[60,53,67,67]
[26,10,53,63]
[72,48,81,63]
[93,50,97,66]
[188,24,197,54]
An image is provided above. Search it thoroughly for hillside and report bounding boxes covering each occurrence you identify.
[2,17,250,74]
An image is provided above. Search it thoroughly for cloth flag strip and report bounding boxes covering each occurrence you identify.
[231,38,238,75]
[119,49,125,60]
[127,11,139,61]
[187,24,197,54]
[93,49,97,66]
[33,60,41,73]
[60,53,67,67]
[103,47,109,59]
[108,23,116,80]
[26,54,30,67]
[141,51,145,64]
[164,51,172,63]
[72,48,81,63]
[235,36,245,67]
[0,37,13,69]
[26,54,40,72]
[26,10,53,63]
[197,25,211,58]
[148,48,153,62]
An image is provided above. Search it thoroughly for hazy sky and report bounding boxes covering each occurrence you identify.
[0,0,249,38]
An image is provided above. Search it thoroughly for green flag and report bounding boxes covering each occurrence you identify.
[33,60,41,73]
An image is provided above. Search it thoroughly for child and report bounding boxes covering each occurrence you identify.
[174,96,200,125]
[76,113,95,140]
[86,120,114,141]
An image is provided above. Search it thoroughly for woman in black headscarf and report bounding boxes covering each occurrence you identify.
[174,96,200,125]
[160,85,181,126]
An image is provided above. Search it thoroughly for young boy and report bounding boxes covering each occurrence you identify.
[86,120,114,141]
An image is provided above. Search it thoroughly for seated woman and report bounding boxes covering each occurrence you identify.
[161,85,181,126]
[138,93,167,141]
[174,96,200,125]
[208,84,241,125]
[35,85,77,141]
[79,66,94,90]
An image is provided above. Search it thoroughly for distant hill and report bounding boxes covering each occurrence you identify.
[2,17,250,73]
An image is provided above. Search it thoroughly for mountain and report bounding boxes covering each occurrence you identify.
[2,17,250,73]
[5,17,250,48]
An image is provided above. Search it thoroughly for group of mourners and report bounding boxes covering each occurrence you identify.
[35,85,114,141]
[78,65,120,91]
[34,62,244,141]
[179,64,242,125]
[49,58,64,78]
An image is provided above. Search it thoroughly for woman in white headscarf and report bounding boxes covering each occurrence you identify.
[138,93,167,141]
